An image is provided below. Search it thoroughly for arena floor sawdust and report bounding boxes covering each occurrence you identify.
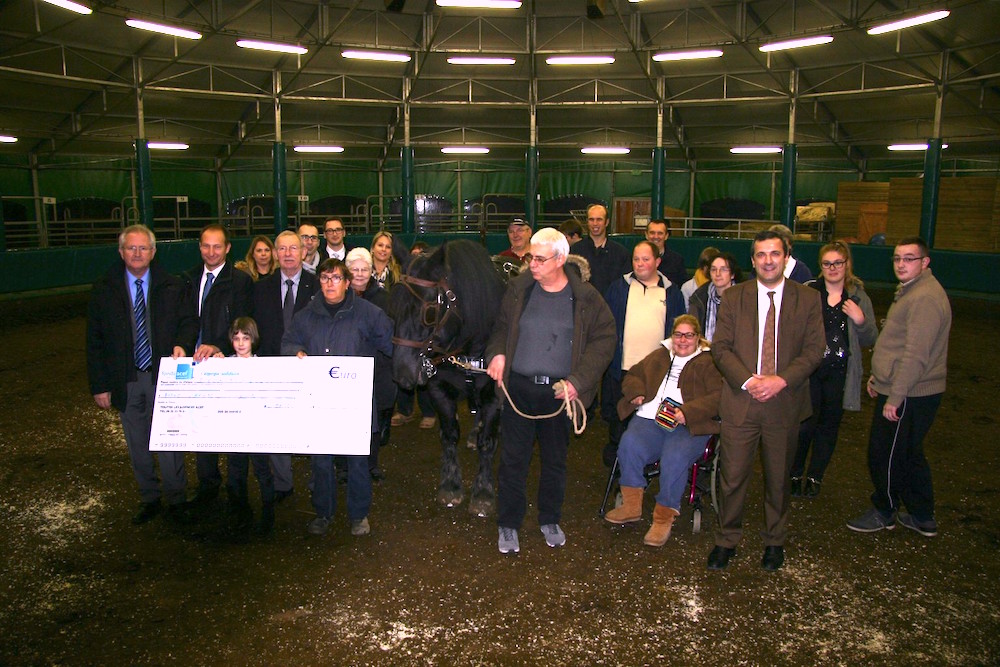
[0,289,998,665]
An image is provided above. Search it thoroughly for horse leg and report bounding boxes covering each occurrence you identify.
[468,380,501,517]
[427,379,463,508]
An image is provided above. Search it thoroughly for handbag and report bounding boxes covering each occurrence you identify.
[654,396,683,431]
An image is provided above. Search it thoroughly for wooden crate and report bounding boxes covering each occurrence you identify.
[836,182,890,241]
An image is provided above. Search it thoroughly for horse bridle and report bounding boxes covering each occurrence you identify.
[391,272,465,379]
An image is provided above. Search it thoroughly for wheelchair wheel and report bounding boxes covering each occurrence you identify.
[709,451,720,515]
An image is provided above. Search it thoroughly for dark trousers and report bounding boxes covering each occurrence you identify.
[717,401,798,548]
[497,373,570,530]
[792,366,847,481]
[226,454,275,506]
[600,372,627,466]
[868,393,941,521]
[312,454,371,522]
[120,370,187,505]
[196,453,222,492]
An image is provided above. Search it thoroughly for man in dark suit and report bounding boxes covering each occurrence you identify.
[708,230,825,571]
[252,230,318,499]
[320,218,354,261]
[182,223,253,508]
[87,224,199,525]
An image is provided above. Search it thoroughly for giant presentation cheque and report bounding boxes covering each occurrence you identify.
[150,356,374,455]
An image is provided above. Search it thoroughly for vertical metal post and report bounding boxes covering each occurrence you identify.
[525,87,538,226]
[920,138,943,247]
[134,138,154,229]
[0,186,6,252]
[651,104,665,220]
[272,142,287,234]
[30,153,46,248]
[780,144,796,229]
[402,94,415,233]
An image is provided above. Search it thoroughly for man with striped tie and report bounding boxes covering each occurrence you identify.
[87,224,199,525]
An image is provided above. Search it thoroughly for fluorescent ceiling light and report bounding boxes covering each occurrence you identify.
[126,19,202,40]
[653,49,724,62]
[237,40,308,55]
[868,10,950,35]
[441,146,490,154]
[581,147,630,155]
[759,35,833,52]
[730,146,782,154]
[436,1,522,8]
[0,135,18,143]
[547,55,616,65]
[447,57,516,65]
[342,49,412,63]
[887,143,948,151]
[39,0,92,14]
[294,145,345,153]
[148,142,189,150]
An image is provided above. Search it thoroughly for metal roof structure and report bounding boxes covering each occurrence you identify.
[1,0,998,167]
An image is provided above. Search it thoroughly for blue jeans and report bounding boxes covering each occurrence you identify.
[617,416,709,511]
[311,454,371,521]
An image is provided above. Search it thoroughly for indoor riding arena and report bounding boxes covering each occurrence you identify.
[2,1,1000,665]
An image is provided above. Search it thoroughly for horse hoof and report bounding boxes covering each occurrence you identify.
[468,498,495,518]
[438,490,464,507]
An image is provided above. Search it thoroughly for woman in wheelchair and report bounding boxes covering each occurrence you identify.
[605,314,723,546]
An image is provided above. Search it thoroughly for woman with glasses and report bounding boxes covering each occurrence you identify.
[790,241,878,498]
[370,231,401,289]
[688,251,742,341]
[604,314,722,546]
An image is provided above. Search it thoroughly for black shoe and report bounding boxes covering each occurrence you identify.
[226,501,253,533]
[762,545,785,571]
[803,477,821,498]
[256,504,275,535]
[370,467,385,482]
[274,488,294,503]
[165,502,196,525]
[707,545,736,570]
[789,476,803,497]
[192,485,221,506]
[132,501,162,525]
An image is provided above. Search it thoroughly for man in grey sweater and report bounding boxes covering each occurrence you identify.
[847,236,951,538]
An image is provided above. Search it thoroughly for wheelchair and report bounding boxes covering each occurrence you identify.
[599,434,720,533]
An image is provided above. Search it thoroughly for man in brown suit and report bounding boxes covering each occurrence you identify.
[708,230,825,571]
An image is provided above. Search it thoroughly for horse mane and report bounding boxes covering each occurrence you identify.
[440,240,506,348]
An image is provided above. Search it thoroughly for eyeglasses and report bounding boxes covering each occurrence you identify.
[892,255,925,264]
[672,331,697,340]
[526,254,555,265]
[325,227,345,234]
[300,234,319,241]
[124,245,152,253]
[318,274,345,284]
[821,259,847,269]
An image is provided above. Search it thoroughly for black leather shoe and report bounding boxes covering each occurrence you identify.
[274,489,294,503]
[165,502,196,525]
[132,501,162,525]
[707,545,736,570]
[789,476,803,497]
[762,545,785,571]
[803,477,821,498]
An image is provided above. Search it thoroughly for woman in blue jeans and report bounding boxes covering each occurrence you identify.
[604,315,723,546]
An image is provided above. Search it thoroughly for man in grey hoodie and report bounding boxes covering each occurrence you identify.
[847,236,951,538]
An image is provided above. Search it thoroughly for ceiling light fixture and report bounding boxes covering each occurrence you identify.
[441,146,490,154]
[581,146,630,155]
[39,0,92,14]
[342,49,412,63]
[148,142,189,150]
[294,145,345,153]
[730,146,782,154]
[436,0,522,8]
[0,135,18,143]
[447,57,516,65]
[237,40,308,55]
[759,35,833,52]
[653,49,724,62]
[126,19,202,40]
[887,143,948,151]
[868,10,950,35]
[547,55,615,65]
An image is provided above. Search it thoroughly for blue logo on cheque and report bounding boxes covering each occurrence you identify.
[175,363,193,380]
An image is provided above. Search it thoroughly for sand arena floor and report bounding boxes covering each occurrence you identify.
[0,288,998,665]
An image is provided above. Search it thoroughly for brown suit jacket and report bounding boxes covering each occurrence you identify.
[711,279,825,428]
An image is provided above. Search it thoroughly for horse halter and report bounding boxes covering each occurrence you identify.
[391,272,464,379]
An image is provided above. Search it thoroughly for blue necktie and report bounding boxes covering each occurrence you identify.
[134,279,153,371]
[197,271,215,348]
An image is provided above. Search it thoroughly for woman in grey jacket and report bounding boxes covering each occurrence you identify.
[791,241,878,498]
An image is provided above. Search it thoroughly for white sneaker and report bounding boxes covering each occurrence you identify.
[351,517,370,536]
[498,527,520,553]
[540,523,566,548]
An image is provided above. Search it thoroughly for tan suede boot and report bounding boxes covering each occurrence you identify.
[604,486,644,524]
[643,504,679,546]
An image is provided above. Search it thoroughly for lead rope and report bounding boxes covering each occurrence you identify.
[447,356,588,436]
